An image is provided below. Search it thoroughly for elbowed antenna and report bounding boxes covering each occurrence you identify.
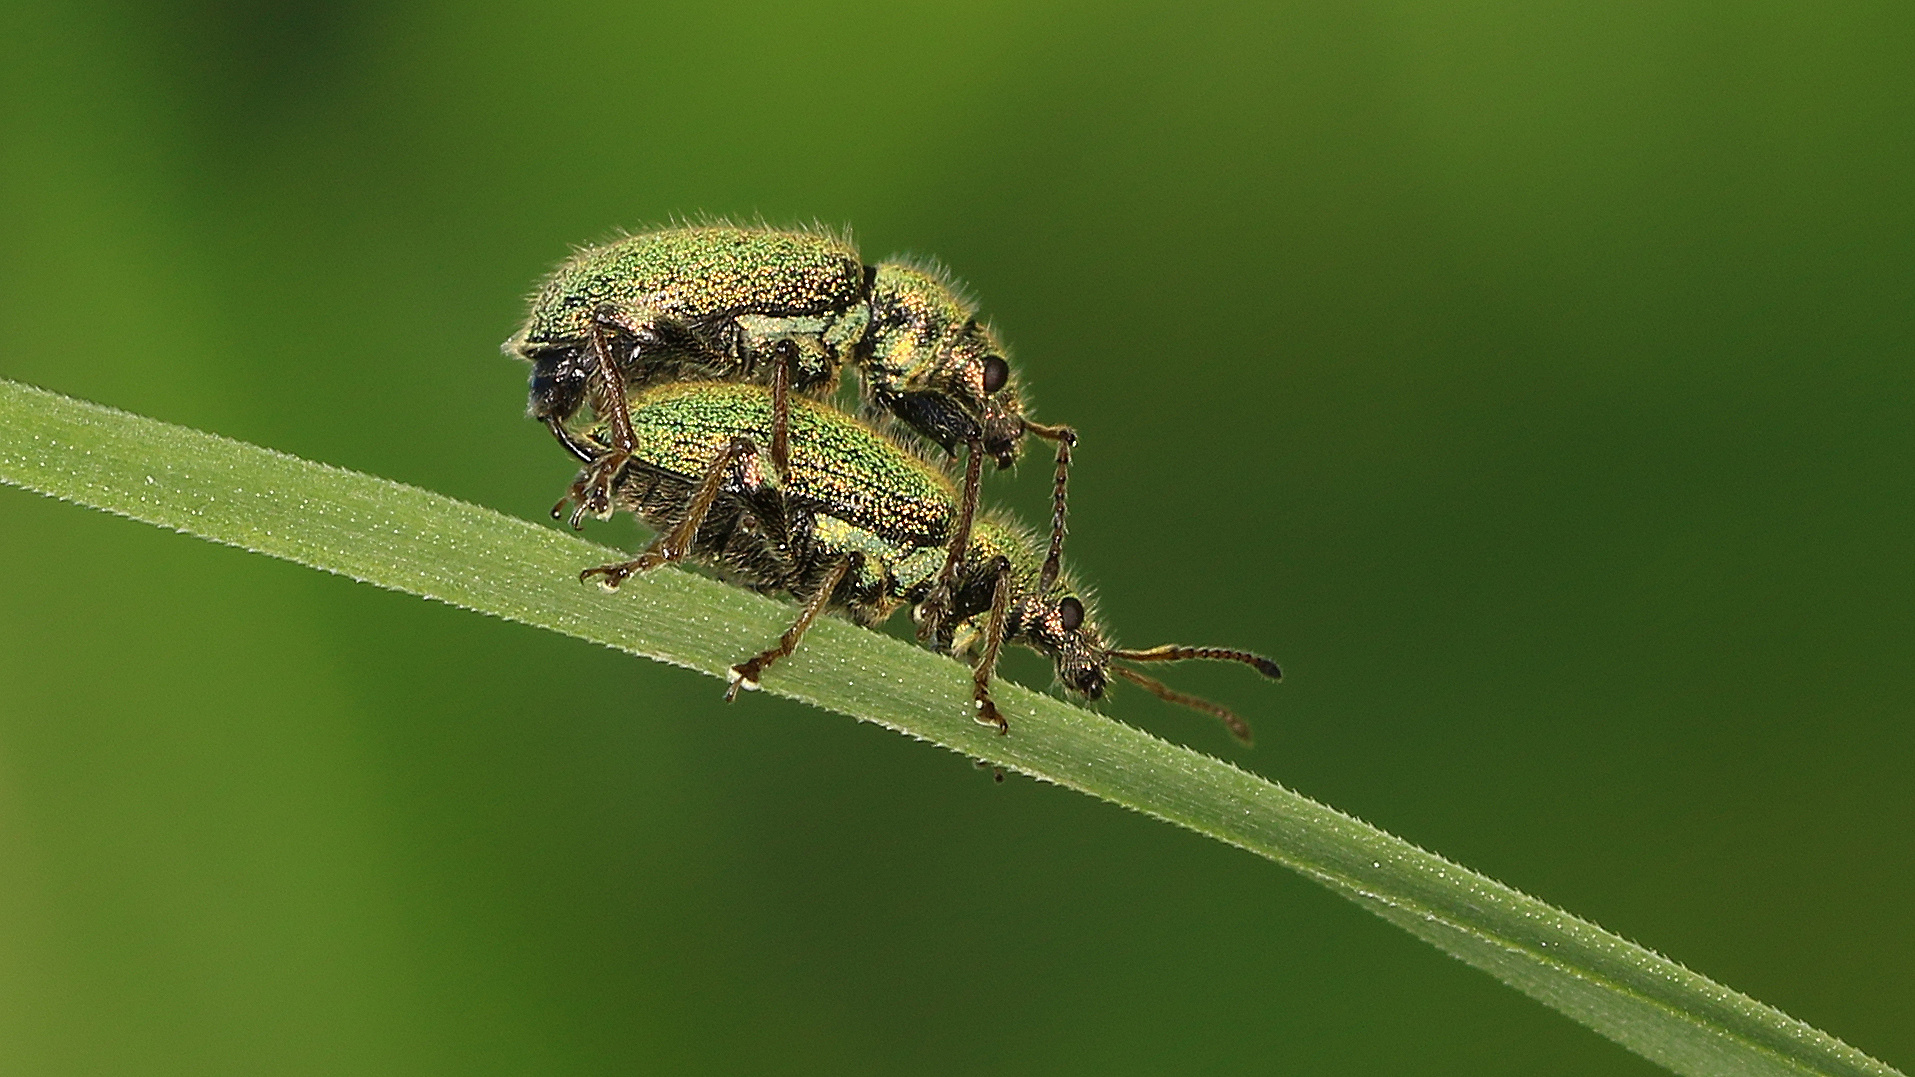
[1106,644,1283,746]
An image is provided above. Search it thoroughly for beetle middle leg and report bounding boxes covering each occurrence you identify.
[725,554,855,700]
[767,338,796,484]
[580,435,760,591]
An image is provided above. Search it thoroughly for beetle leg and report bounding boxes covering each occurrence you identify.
[725,554,855,700]
[581,435,758,591]
[768,341,793,485]
[914,438,985,645]
[968,562,1014,734]
[551,307,650,529]
[1025,420,1076,592]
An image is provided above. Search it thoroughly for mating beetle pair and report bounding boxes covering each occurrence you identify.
[506,224,1075,640]
[507,223,1277,741]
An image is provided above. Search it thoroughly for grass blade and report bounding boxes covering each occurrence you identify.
[0,377,1898,1077]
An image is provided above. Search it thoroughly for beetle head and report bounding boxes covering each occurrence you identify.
[866,262,1029,467]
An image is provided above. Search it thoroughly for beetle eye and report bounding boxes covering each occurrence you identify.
[1057,596,1084,631]
[981,356,1010,394]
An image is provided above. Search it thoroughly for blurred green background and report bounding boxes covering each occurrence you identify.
[1,0,1910,1073]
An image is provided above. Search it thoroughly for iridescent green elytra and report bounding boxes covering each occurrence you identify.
[613,381,955,549]
[576,381,1278,740]
[509,226,872,429]
[504,223,1079,639]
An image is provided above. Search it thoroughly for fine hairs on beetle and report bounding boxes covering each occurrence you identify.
[561,381,1280,743]
[504,222,1078,643]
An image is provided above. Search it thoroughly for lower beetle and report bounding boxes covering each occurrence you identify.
[569,380,1278,741]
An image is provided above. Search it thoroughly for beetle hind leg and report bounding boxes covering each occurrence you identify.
[725,555,855,700]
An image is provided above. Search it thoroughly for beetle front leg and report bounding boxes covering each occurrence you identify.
[968,563,1014,735]
[1025,420,1076,592]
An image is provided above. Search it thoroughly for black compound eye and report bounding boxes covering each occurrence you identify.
[1057,596,1085,631]
[981,356,1010,394]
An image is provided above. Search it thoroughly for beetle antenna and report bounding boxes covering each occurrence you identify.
[1024,420,1076,592]
[1110,665,1253,745]
[1107,644,1281,681]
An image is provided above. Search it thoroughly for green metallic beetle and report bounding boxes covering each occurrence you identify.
[566,380,1278,741]
[503,222,1077,639]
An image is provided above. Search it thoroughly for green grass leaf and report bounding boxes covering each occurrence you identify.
[0,377,1899,1077]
